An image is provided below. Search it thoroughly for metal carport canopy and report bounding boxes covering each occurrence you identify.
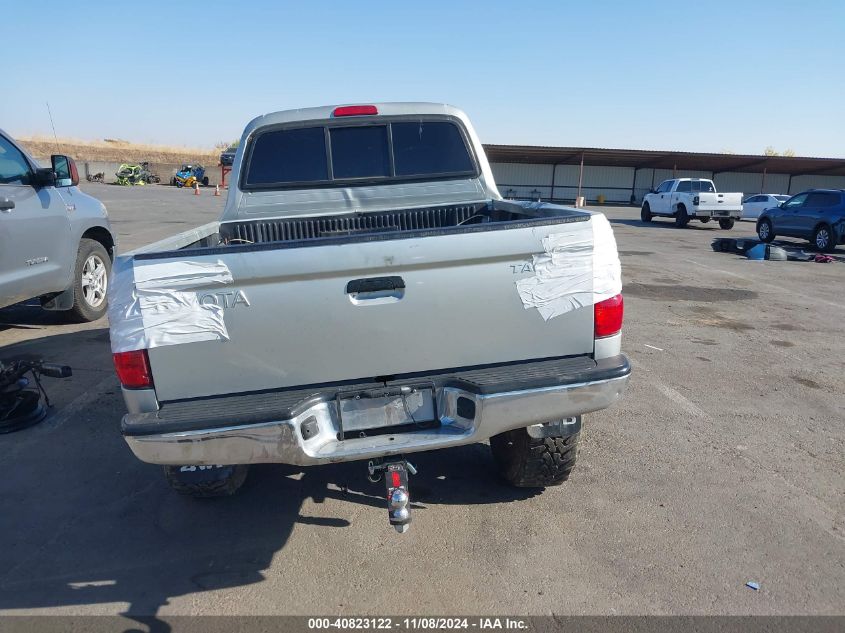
[482,144,845,177]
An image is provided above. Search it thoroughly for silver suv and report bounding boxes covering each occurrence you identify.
[0,130,116,321]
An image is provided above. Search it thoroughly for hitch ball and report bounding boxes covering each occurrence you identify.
[389,489,409,510]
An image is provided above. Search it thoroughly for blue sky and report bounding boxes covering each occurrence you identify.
[4,1,844,157]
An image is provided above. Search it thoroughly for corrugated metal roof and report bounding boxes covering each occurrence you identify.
[482,144,845,177]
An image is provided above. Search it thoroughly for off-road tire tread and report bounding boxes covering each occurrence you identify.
[163,465,248,498]
[490,429,579,488]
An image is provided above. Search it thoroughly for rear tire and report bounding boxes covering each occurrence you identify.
[66,239,111,322]
[490,426,579,488]
[718,218,735,230]
[813,224,836,253]
[164,464,249,498]
[674,205,689,228]
[640,203,652,223]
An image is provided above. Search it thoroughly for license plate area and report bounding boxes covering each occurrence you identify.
[336,384,437,439]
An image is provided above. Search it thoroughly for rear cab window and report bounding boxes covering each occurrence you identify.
[247,127,327,185]
[243,117,477,189]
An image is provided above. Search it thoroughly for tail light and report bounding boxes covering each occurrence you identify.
[693,195,700,205]
[332,105,378,117]
[594,294,624,338]
[113,350,153,389]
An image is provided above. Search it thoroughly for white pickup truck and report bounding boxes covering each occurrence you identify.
[641,178,743,229]
[108,103,631,531]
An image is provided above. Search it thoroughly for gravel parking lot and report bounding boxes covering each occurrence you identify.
[0,185,842,618]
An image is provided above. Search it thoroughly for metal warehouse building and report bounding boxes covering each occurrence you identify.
[484,145,845,205]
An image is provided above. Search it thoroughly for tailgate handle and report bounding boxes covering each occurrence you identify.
[346,276,405,294]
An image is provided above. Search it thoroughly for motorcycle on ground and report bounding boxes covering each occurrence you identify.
[0,359,72,434]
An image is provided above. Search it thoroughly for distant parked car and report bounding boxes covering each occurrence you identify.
[756,189,845,252]
[219,146,236,166]
[741,194,790,220]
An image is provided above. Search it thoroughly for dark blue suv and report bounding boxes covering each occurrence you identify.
[756,189,845,252]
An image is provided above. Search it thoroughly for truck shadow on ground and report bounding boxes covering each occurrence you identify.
[610,218,729,230]
[0,326,536,630]
[0,300,76,331]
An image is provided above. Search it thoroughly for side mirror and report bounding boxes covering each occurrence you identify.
[33,167,56,188]
[51,155,79,187]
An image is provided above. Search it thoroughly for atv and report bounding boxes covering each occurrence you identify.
[115,162,159,186]
[172,164,209,188]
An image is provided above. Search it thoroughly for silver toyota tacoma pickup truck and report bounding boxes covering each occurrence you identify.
[109,103,630,531]
[1,130,115,321]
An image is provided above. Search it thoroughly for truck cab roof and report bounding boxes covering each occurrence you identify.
[223,103,501,222]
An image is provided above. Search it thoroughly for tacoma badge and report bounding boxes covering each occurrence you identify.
[199,290,250,308]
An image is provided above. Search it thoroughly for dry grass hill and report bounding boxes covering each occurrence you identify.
[17,135,219,165]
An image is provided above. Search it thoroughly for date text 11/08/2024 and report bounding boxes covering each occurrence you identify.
[307,617,528,630]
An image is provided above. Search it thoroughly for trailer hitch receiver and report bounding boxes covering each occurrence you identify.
[368,458,416,533]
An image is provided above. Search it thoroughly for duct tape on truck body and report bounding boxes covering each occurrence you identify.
[108,256,234,353]
[515,213,622,321]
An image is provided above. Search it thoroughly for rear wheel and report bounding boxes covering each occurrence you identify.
[718,218,735,230]
[640,203,652,223]
[66,239,110,322]
[674,205,689,228]
[757,218,775,243]
[813,224,836,252]
[164,464,249,498]
[490,425,580,487]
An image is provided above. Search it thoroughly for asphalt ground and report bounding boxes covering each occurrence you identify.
[0,185,842,619]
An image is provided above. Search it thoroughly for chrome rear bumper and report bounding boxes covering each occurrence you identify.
[123,355,630,466]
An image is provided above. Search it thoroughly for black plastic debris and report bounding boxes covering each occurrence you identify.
[711,238,760,254]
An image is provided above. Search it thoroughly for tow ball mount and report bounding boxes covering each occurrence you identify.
[367,458,417,533]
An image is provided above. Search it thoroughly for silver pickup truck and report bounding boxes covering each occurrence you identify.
[109,103,630,531]
[0,130,115,321]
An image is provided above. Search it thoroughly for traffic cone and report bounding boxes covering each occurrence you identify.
[214,184,220,196]
[194,182,200,195]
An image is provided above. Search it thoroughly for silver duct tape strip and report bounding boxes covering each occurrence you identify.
[108,257,234,353]
[515,213,622,321]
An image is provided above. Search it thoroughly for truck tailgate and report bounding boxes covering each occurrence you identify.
[139,217,603,401]
[698,192,742,210]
